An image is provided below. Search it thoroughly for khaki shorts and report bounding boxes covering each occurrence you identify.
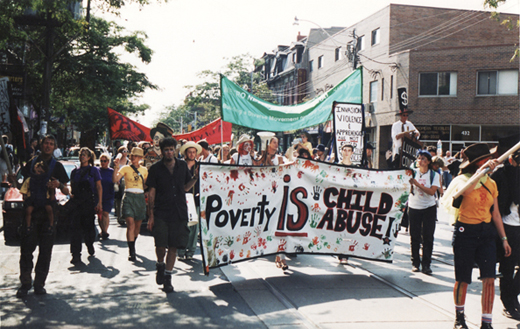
[121,192,146,221]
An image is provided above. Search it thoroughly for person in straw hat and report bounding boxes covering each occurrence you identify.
[441,143,511,329]
[113,147,147,262]
[177,141,203,261]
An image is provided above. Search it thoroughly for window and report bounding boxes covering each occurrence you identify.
[292,53,296,63]
[335,47,341,61]
[370,80,378,111]
[357,35,365,51]
[419,72,457,96]
[318,55,324,69]
[309,60,313,72]
[371,28,380,46]
[477,70,518,95]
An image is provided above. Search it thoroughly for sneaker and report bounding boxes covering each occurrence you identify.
[163,274,174,293]
[503,308,520,320]
[412,266,420,273]
[70,254,81,265]
[422,267,433,275]
[16,286,29,298]
[101,233,109,240]
[454,312,468,329]
[339,257,348,265]
[87,244,95,256]
[156,263,165,285]
[480,322,493,329]
[34,286,47,295]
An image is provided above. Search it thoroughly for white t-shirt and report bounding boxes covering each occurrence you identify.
[391,120,420,159]
[231,153,253,166]
[200,153,219,164]
[503,203,520,226]
[408,168,440,210]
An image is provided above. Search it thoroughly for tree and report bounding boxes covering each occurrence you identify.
[0,0,161,146]
[159,54,276,139]
[485,0,520,60]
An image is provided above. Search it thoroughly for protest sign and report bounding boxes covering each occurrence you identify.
[199,160,411,274]
[333,102,365,165]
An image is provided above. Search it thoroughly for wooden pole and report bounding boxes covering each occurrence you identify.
[452,141,520,199]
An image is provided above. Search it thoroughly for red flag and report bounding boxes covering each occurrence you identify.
[107,107,151,141]
[173,118,232,145]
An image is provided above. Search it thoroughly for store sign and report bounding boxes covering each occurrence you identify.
[416,125,450,141]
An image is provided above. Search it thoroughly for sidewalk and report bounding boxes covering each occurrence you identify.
[0,206,518,328]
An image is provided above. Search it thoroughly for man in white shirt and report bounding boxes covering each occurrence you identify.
[391,109,420,168]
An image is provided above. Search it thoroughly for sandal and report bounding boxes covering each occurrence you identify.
[282,264,289,271]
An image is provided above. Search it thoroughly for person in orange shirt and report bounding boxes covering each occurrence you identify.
[444,143,511,329]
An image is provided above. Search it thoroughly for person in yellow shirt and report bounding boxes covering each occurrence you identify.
[113,147,148,262]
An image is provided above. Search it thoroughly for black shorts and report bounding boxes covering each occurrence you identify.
[452,221,497,284]
[152,215,189,249]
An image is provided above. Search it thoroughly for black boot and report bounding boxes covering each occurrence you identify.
[128,241,136,262]
[454,311,468,329]
[163,274,174,293]
[480,322,493,329]
[156,263,165,285]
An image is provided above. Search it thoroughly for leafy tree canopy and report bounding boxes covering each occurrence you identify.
[0,0,161,141]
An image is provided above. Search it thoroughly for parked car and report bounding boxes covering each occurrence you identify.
[2,160,77,244]
[63,145,109,167]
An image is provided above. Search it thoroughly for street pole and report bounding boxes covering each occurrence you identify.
[41,14,54,136]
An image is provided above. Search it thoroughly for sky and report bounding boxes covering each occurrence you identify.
[97,0,519,128]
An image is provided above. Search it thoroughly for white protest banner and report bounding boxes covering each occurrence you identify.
[333,102,365,165]
[199,159,411,274]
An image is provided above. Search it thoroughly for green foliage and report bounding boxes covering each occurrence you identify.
[0,0,158,141]
[158,54,276,139]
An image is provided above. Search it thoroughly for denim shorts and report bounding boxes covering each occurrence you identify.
[452,221,497,284]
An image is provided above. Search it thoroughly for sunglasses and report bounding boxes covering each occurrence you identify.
[121,150,128,153]
[100,160,109,163]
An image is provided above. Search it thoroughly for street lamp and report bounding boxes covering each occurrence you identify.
[293,16,342,47]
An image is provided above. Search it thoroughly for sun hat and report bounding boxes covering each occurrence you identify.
[180,141,202,155]
[130,147,144,157]
[459,143,497,169]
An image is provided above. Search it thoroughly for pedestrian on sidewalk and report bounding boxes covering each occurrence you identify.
[98,153,114,240]
[491,147,520,320]
[69,147,102,264]
[441,143,511,329]
[146,137,198,292]
[408,149,440,274]
[113,147,147,262]
[14,135,70,297]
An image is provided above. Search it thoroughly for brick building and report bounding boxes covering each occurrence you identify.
[260,4,519,167]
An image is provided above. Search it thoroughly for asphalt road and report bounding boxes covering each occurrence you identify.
[1,204,519,329]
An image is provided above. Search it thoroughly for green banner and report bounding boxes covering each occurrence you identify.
[220,67,363,131]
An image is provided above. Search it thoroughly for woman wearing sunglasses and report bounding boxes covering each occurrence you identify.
[98,153,114,240]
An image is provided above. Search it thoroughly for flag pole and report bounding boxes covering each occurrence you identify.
[452,141,520,199]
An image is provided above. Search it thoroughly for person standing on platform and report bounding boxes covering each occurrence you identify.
[391,108,420,168]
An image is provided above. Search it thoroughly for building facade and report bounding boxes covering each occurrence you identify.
[257,4,519,167]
